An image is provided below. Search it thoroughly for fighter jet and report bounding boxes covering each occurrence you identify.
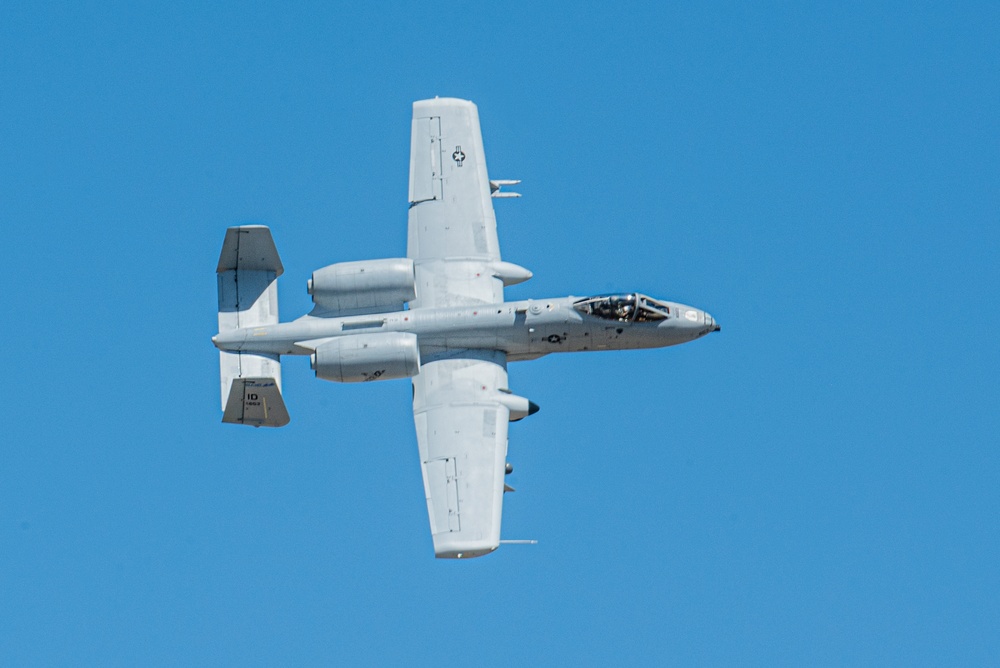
[212,98,720,559]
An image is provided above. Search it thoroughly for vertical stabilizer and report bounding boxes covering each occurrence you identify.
[217,225,283,331]
[222,377,290,428]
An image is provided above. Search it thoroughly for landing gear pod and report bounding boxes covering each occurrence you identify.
[497,391,540,421]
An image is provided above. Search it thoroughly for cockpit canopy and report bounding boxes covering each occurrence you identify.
[572,293,672,323]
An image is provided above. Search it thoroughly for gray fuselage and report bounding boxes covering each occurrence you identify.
[213,295,718,362]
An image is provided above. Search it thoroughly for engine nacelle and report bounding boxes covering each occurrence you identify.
[311,332,420,383]
[308,258,416,315]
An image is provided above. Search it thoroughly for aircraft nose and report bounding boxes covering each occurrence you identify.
[705,313,721,333]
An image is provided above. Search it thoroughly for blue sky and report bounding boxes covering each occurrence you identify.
[2,1,998,664]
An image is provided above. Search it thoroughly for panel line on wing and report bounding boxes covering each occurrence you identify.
[409,116,443,203]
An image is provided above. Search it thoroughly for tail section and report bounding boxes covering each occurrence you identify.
[222,376,290,428]
[216,226,289,426]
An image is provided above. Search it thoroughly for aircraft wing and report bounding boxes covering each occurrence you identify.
[407,98,503,308]
[407,99,527,558]
[412,350,511,558]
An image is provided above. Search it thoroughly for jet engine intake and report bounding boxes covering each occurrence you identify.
[308,258,416,316]
[311,332,421,383]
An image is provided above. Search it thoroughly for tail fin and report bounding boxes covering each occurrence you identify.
[222,376,290,428]
[216,226,289,425]
[217,225,283,330]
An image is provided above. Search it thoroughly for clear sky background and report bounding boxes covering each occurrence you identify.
[2,1,997,665]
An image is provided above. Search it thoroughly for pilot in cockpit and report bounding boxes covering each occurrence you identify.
[615,301,634,321]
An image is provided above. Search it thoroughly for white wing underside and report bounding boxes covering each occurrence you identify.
[407,98,503,309]
[407,98,511,557]
[413,350,510,558]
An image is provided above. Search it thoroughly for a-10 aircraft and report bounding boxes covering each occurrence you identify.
[212,98,720,559]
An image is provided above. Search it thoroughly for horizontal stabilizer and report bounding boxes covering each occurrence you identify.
[215,227,288,425]
[222,377,289,428]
